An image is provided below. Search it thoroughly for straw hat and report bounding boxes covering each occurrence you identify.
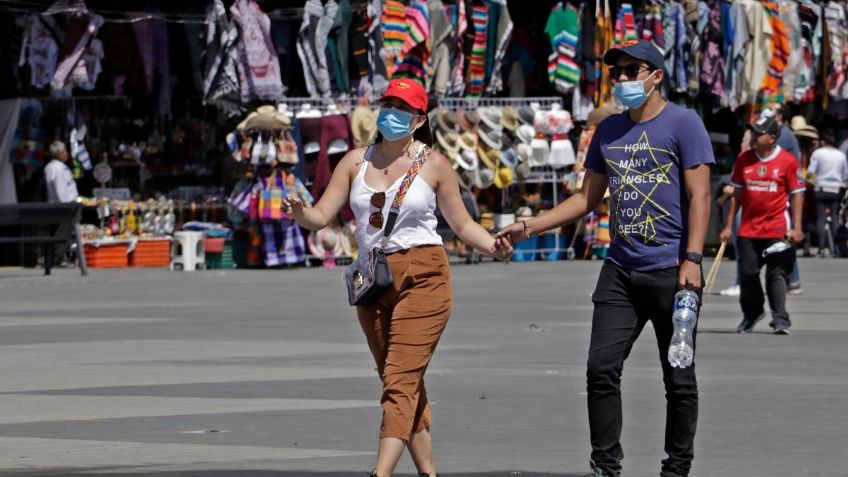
[493,162,514,189]
[500,144,518,169]
[790,115,812,132]
[501,106,520,131]
[307,226,343,267]
[478,124,503,150]
[477,143,500,171]
[517,142,533,162]
[459,110,480,131]
[473,165,495,189]
[240,105,290,131]
[455,148,478,171]
[516,124,535,144]
[517,106,536,126]
[477,106,502,130]
[458,130,478,151]
[436,129,461,161]
[516,206,534,219]
[794,125,819,139]
[515,160,531,181]
[351,106,378,148]
[479,211,495,230]
[436,110,460,132]
[339,221,358,259]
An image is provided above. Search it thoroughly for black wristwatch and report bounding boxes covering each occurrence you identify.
[684,252,703,265]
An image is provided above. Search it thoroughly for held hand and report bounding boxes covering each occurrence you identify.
[719,226,732,245]
[678,260,702,290]
[786,227,805,245]
[281,195,305,219]
[491,236,514,262]
[496,222,528,245]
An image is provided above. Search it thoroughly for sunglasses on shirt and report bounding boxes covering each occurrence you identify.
[609,64,653,80]
[369,192,386,229]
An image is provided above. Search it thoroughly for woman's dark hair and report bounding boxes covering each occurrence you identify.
[373,111,433,147]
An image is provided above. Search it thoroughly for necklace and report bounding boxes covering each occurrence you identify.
[378,140,414,174]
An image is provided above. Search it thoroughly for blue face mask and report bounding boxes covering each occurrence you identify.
[613,70,656,109]
[377,107,415,141]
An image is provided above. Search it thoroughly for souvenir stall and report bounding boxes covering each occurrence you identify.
[2,0,848,268]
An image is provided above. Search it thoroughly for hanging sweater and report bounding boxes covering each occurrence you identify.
[230,0,285,101]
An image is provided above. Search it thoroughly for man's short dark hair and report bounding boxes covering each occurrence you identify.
[820,131,835,146]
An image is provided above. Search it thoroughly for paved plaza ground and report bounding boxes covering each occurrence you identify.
[0,256,845,477]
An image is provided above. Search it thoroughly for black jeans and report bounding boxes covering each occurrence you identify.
[815,190,841,252]
[737,237,793,328]
[587,262,700,477]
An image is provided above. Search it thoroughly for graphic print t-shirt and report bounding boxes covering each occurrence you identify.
[730,147,805,239]
[584,103,714,271]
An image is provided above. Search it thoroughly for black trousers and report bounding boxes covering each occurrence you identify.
[588,262,700,477]
[737,237,793,328]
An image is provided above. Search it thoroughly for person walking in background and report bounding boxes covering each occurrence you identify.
[720,115,805,335]
[282,79,511,477]
[807,131,848,257]
[767,102,801,162]
[766,102,803,294]
[499,39,713,477]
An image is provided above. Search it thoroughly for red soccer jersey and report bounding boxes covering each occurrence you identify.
[731,147,805,239]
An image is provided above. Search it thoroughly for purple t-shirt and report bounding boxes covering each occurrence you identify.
[584,103,714,271]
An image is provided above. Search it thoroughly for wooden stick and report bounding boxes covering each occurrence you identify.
[704,242,726,295]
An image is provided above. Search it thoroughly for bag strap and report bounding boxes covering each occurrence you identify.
[382,143,429,241]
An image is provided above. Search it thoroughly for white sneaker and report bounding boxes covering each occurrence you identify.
[720,284,741,296]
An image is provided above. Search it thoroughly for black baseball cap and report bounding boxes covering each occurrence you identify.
[749,115,780,136]
[603,39,665,70]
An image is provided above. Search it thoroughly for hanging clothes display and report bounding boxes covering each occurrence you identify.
[130,12,171,117]
[17,15,61,90]
[545,2,580,94]
[394,0,430,85]
[202,0,242,116]
[465,1,489,97]
[230,0,286,102]
[51,7,104,92]
[485,0,513,96]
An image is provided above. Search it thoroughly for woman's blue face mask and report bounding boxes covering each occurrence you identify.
[377,107,416,141]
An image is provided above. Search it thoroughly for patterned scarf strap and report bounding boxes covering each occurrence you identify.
[381,143,431,241]
[390,143,430,212]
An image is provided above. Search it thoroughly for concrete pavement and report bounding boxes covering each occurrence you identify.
[0,257,845,476]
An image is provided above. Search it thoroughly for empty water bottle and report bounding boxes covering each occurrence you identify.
[762,240,792,257]
[668,289,699,368]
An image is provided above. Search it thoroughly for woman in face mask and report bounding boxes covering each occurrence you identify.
[282,78,512,477]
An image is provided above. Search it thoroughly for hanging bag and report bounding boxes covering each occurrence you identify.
[344,143,429,306]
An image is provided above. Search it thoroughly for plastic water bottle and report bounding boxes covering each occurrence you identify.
[762,240,792,257]
[668,289,699,368]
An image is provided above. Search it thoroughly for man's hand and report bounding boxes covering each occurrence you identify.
[787,227,805,245]
[496,222,528,244]
[491,236,514,261]
[678,260,702,290]
[719,226,732,245]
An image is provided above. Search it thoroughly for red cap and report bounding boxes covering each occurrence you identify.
[380,78,428,112]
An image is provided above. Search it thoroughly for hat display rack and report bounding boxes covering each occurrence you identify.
[436,96,571,258]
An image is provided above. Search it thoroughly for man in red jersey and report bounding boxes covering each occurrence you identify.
[720,115,805,335]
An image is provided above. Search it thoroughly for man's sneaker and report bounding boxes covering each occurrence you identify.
[737,313,765,333]
[719,284,740,296]
[774,324,791,335]
[788,282,803,295]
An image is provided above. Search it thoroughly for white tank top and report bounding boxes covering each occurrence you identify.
[349,144,443,253]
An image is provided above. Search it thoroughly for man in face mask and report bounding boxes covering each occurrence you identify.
[498,39,714,477]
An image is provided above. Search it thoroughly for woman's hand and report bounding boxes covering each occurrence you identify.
[491,235,514,261]
[281,195,305,219]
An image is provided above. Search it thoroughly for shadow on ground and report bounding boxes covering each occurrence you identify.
[7,470,588,477]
